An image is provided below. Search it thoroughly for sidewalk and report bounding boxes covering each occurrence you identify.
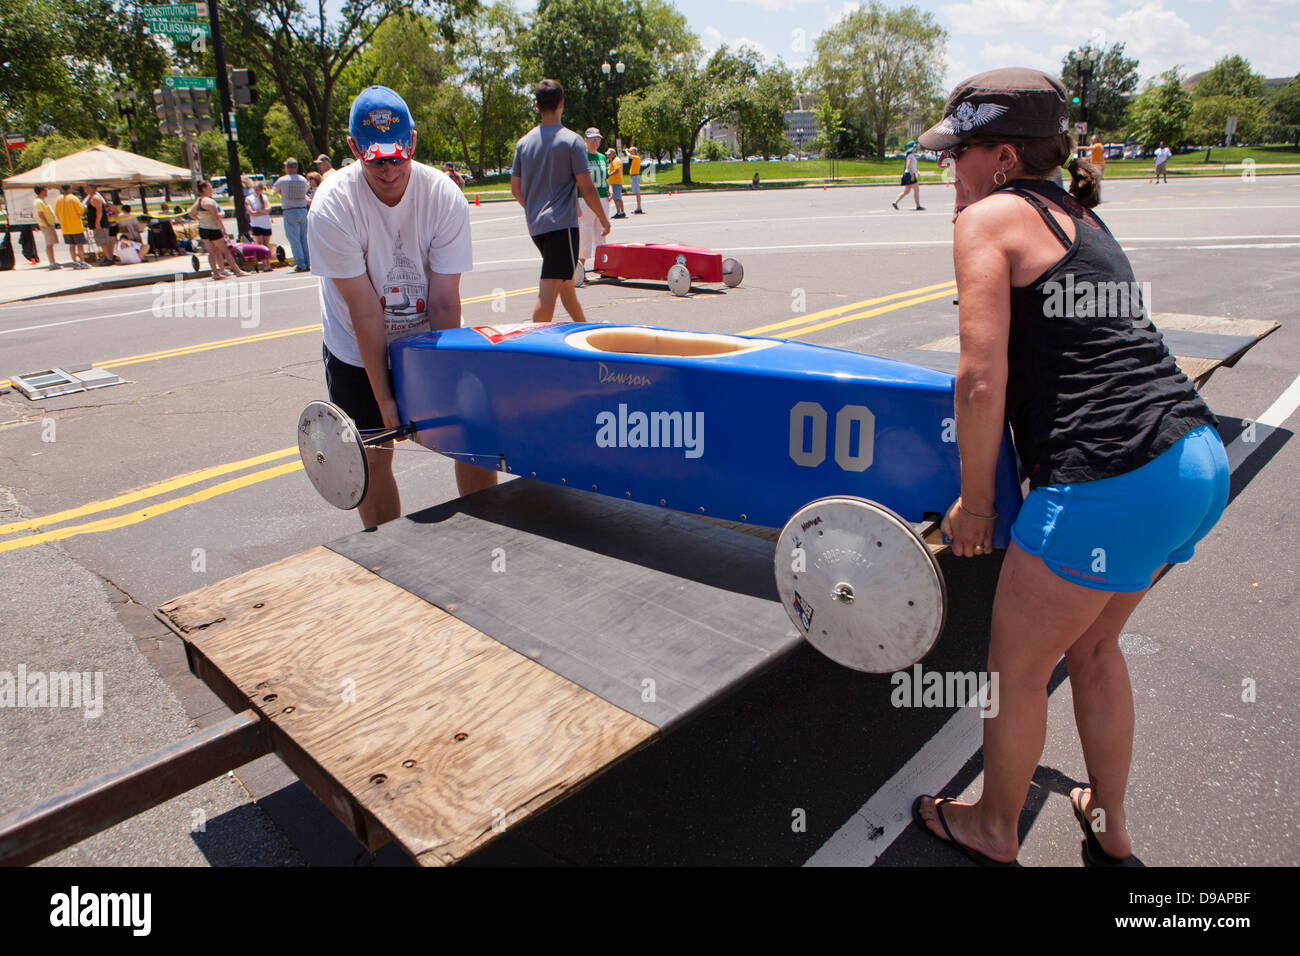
[1,216,297,305]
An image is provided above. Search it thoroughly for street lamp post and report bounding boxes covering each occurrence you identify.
[1074,47,1099,129]
[602,51,625,147]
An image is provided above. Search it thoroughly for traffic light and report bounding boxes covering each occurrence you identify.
[190,88,217,132]
[1085,79,1098,106]
[230,69,256,107]
[173,87,196,134]
[154,88,180,136]
[1071,81,1081,106]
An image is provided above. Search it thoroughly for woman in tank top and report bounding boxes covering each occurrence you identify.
[911,70,1228,866]
[186,180,247,279]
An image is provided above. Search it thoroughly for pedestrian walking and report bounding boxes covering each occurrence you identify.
[33,186,61,269]
[308,85,496,527]
[275,157,312,271]
[53,184,90,269]
[509,78,609,323]
[892,141,925,210]
[912,68,1227,867]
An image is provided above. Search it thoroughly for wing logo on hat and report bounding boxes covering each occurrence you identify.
[367,108,396,132]
[936,101,1010,136]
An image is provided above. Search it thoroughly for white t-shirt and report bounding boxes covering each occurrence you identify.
[308,161,473,367]
[1154,147,1172,166]
[114,239,142,264]
[246,191,272,229]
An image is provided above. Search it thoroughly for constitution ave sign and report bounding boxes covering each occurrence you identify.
[143,2,209,16]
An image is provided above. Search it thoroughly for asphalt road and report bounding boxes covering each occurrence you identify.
[1,174,1296,867]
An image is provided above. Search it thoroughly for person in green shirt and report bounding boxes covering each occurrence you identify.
[578,127,609,267]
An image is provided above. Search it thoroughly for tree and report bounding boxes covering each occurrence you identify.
[1062,42,1140,137]
[1267,74,1300,146]
[262,103,310,167]
[699,136,726,161]
[618,46,752,183]
[1196,55,1266,100]
[810,97,844,158]
[1,0,171,155]
[806,2,946,158]
[527,0,696,140]
[220,0,474,159]
[1190,94,1265,159]
[1127,68,1193,149]
[734,60,796,160]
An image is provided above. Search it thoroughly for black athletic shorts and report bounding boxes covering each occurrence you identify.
[531,226,580,280]
[198,226,224,241]
[323,343,387,433]
[250,226,272,238]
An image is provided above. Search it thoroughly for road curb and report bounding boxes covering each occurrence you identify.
[11,263,298,303]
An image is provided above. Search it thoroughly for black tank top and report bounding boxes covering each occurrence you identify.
[998,179,1216,488]
[87,196,105,229]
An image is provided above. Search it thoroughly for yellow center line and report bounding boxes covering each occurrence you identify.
[0,446,300,537]
[762,285,957,339]
[0,286,540,388]
[741,280,958,336]
[0,461,305,553]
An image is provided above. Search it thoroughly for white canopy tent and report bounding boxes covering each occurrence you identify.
[3,145,193,225]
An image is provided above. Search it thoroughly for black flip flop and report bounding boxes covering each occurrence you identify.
[911,795,1016,867]
[1070,787,1130,866]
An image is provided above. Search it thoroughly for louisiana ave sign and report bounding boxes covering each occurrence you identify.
[142,3,208,16]
[146,19,210,37]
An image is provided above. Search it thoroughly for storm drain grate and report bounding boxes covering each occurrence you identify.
[9,366,125,400]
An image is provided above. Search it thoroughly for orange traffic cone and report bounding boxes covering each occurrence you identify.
[475,192,480,206]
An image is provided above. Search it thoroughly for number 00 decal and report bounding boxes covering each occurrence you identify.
[789,402,874,471]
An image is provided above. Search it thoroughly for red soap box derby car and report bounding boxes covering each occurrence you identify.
[574,242,743,296]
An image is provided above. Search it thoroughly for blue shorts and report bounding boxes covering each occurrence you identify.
[1011,424,1229,592]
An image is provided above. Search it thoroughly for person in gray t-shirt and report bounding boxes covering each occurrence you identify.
[511,79,609,323]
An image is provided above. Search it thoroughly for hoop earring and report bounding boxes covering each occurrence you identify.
[993,169,1008,187]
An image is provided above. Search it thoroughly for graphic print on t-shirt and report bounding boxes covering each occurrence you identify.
[378,231,429,341]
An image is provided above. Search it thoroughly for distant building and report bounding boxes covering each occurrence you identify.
[703,120,739,153]
[785,110,817,151]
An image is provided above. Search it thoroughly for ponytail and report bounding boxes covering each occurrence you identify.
[1066,155,1102,208]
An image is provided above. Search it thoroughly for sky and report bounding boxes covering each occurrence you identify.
[512,0,1300,90]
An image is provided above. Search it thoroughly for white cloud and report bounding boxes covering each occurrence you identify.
[727,0,823,11]
[700,25,778,64]
[977,41,1062,75]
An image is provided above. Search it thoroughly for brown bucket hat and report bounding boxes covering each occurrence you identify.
[919,68,1069,150]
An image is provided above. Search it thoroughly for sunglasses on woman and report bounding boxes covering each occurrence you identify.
[940,141,986,163]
